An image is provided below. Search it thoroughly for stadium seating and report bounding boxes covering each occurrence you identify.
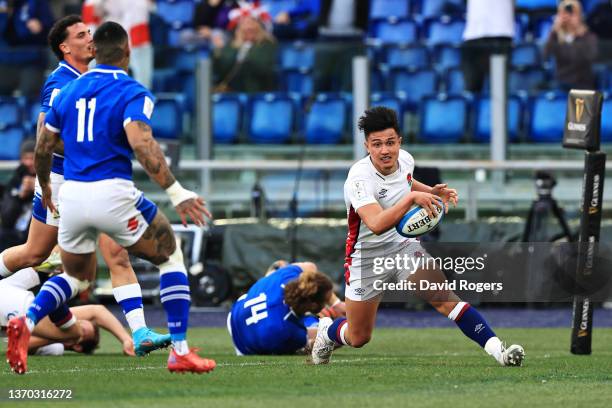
[282,69,314,97]
[213,93,243,144]
[370,18,419,45]
[528,92,567,143]
[262,0,298,18]
[516,0,558,10]
[473,95,523,143]
[416,0,465,19]
[280,43,315,71]
[385,44,430,70]
[152,68,179,93]
[512,43,540,67]
[444,67,469,94]
[419,94,468,143]
[174,48,209,73]
[370,0,412,20]
[582,0,608,14]
[156,0,194,29]
[0,126,26,160]
[433,44,461,71]
[0,97,22,130]
[248,93,295,144]
[304,93,347,144]
[534,17,553,43]
[390,68,438,110]
[424,16,465,46]
[601,95,612,143]
[509,67,547,93]
[371,68,387,93]
[151,94,184,140]
[371,92,407,130]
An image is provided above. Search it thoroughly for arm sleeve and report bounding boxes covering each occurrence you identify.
[44,104,61,133]
[345,174,378,210]
[123,89,155,128]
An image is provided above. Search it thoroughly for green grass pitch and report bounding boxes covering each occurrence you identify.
[1,327,612,407]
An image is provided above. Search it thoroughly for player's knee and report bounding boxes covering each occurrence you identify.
[350,333,371,348]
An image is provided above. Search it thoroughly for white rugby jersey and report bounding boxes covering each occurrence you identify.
[344,149,416,260]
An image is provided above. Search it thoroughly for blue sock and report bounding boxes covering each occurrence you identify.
[26,273,78,326]
[448,302,496,348]
[112,283,146,333]
[159,271,191,342]
[327,317,348,345]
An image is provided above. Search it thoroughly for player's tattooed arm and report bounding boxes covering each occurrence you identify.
[35,126,60,212]
[125,121,176,189]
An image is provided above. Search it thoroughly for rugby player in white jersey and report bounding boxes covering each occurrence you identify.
[312,107,524,366]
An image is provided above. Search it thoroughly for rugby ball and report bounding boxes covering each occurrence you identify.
[395,201,445,238]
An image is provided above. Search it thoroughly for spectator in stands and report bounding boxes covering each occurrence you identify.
[212,5,276,93]
[0,139,36,251]
[193,0,238,42]
[461,0,514,94]
[0,0,54,97]
[544,0,598,91]
[272,0,320,40]
[82,0,154,88]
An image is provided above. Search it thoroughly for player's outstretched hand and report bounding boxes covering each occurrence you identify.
[41,184,57,214]
[411,191,442,218]
[175,196,212,227]
[123,339,135,356]
[430,183,459,213]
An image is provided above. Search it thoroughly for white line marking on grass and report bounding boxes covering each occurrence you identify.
[0,357,400,376]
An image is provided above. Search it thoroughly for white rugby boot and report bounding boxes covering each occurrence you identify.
[311,317,336,365]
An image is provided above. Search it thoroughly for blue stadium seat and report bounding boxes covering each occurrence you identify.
[152,68,179,93]
[371,92,407,130]
[24,100,39,134]
[416,0,465,18]
[473,95,523,143]
[304,94,347,144]
[390,68,438,110]
[516,0,558,10]
[534,17,553,43]
[385,44,430,69]
[156,0,194,29]
[179,73,195,112]
[509,67,547,92]
[150,94,184,139]
[443,68,465,94]
[419,94,468,143]
[583,0,608,14]
[433,44,461,71]
[601,96,612,143]
[248,93,295,144]
[370,18,419,45]
[262,0,298,18]
[512,43,540,67]
[528,92,567,143]
[174,48,210,73]
[282,69,314,97]
[370,0,411,19]
[0,126,26,160]
[280,43,315,70]
[424,17,466,46]
[0,97,22,130]
[371,68,387,93]
[213,93,243,144]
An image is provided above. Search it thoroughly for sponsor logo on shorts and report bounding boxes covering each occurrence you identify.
[354,287,366,295]
[127,217,139,232]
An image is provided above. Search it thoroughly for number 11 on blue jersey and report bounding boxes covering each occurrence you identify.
[76,98,96,142]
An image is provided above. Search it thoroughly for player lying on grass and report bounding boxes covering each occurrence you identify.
[0,14,170,357]
[312,107,524,367]
[228,261,345,355]
[0,267,135,356]
[6,21,215,375]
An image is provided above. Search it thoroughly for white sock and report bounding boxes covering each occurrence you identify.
[25,317,36,332]
[35,343,65,356]
[484,336,504,365]
[0,251,13,278]
[124,309,147,333]
[173,340,189,356]
[338,322,349,346]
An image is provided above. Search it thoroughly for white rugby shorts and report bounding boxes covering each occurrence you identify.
[33,172,64,227]
[344,240,432,301]
[58,179,158,254]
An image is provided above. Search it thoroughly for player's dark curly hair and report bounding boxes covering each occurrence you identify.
[78,323,100,355]
[284,270,333,316]
[358,106,401,139]
[48,15,83,61]
[93,21,129,66]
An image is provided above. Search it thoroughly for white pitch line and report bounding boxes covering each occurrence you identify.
[1,357,399,376]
